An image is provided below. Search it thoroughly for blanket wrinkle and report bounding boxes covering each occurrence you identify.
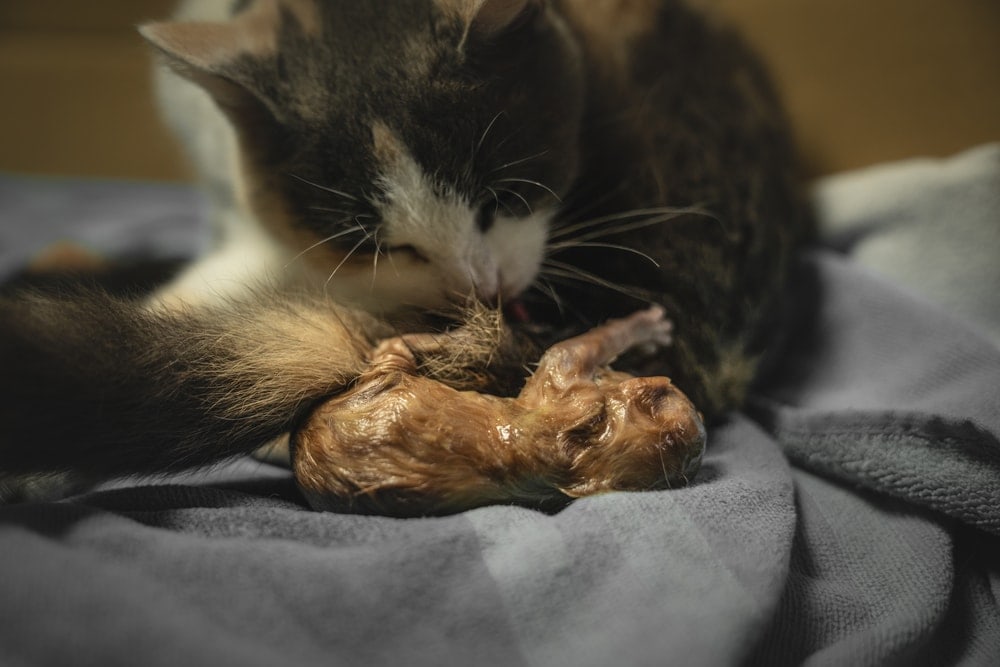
[751,250,1000,538]
[752,404,1000,535]
[2,144,1000,666]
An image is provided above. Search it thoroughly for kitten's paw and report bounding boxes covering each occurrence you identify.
[369,336,420,372]
[625,306,673,351]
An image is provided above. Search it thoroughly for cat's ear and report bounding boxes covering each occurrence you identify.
[468,0,544,38]
[444,0,544,46]
[139,19,271,117]
[138,14,291,157]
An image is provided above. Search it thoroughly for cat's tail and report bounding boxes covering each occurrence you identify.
[0,285,380,485]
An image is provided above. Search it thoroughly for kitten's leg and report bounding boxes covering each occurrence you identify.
[523,306,673,397]
[363,308,527,394]
[368,335,423,372]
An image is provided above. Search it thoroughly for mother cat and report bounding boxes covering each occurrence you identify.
[0,0,809,494]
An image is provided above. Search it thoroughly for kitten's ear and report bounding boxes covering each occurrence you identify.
[468,0,544,38]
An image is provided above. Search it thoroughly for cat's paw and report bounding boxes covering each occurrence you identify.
[0,472,93,504]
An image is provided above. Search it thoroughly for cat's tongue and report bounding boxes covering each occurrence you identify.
[504,299,532,323]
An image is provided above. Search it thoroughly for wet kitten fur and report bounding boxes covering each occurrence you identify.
[0,0,809,489]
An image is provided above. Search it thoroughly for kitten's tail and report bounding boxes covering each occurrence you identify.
[0,286,379,484]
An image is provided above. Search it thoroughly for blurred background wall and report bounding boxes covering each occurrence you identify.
[1,0,998,181]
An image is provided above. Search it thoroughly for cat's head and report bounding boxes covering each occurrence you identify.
[142,0,584,312]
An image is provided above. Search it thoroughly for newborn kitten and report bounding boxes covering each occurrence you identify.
[0,0,810,495]
[295,306,706,516]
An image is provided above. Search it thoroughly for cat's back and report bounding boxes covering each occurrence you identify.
[549,0,812,417]
[555,0,798,202]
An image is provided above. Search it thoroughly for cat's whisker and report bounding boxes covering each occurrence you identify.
[556,179,630,225]
[658,444,672,490]
[542,260,655,301]
[284,224,367,269]
[549,206,709,241]
[371,240,382,292]
[493,187,533,215]
[309,207,358,216]
[495,177,561,202]
[288,173,360,203]
[543,269,647,303]
[569,210,717,244]
[385,250,402,278]
[546,241,660,268]
[530,278,565,316]
[491,126,524,155]
[549,207,674,240]
[476,111,507,157]
[324,233,372,291]
[483,186,503,215]
[490,149,550,175]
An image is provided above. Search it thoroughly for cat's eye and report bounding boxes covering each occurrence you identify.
[476,202,498,232]
[388,244,429,263]
[478,191,531,230]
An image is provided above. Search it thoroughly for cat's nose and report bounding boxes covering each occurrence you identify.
[471,269,501,306]
[480,292,500,308]
[476,282,520,310]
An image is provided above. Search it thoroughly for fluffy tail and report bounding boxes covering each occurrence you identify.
[0,285,381,481]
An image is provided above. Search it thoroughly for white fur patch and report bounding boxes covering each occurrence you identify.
[485,210,550,298]
[148,208,299,310]
[334,125,552,310]
[153,114,552,314]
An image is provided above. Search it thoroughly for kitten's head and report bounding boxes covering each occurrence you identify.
[142,0,584,312]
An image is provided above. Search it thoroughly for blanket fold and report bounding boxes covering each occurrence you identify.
[1,145,999,666]
[753,250,1000,538]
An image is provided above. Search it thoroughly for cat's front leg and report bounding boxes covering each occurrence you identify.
[369,309,528,394]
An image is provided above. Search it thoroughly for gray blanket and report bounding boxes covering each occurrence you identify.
[1,145,998,666]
